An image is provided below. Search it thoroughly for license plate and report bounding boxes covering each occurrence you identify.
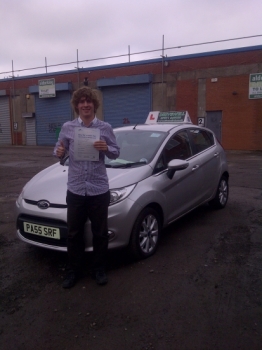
[23,222,60,240]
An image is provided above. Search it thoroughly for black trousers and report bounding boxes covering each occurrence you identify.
[66,190,110,272]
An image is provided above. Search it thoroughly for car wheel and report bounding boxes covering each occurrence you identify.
[129,207,161,259]
[209,175,229,209]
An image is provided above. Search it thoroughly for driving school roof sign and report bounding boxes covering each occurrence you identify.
[145,111,192,124]
[38,78,56,98]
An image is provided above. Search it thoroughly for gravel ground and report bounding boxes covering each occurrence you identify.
[0,146,261,350]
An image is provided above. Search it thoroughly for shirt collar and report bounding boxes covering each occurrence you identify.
[78,116,98,127]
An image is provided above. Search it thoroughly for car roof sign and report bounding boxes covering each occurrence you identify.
[145,111,192,124]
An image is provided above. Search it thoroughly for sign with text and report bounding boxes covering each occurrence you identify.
[158,111,187,123]
[39,78,56,98]
[249,73,262,99]
[145,111,192,124]
[74,127,100,161]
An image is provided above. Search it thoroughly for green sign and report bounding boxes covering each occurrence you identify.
[249,73,262,99]
[39,78,56,98]
[157,111,187,123]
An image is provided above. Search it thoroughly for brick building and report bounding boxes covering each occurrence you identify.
[0,45,261,150]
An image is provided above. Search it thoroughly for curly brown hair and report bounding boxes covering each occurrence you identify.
[71,87,100,114]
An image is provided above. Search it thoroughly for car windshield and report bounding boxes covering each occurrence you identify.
[105,129,167,168]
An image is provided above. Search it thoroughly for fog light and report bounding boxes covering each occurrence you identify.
[108,231,116,241]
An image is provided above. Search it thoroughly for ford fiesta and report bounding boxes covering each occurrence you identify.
[16,111,229,259]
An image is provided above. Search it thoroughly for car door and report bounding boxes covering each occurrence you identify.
[187,127,221,200]
[152,129,205,224]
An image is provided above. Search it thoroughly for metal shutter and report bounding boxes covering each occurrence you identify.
[0,96,11,145]
[102,84,151,128]
[25,117,36,145]
[35,91,72,145]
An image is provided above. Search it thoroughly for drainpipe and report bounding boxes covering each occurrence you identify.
[161,35,164,110]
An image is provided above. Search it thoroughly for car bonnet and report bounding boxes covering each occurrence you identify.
[22,162,68,204]
[107,165,152,189]
[22,162,153,203]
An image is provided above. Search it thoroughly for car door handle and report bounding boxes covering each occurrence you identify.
[214,152,219,157]
[192,165,200,171]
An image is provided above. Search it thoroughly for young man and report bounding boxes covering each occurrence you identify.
[54,87,120,288]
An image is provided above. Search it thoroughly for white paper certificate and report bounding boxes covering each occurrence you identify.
[74,127,100,161]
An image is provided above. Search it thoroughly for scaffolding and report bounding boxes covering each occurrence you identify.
[1,34,261,79]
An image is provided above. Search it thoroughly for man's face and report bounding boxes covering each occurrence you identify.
[77,97,95,120]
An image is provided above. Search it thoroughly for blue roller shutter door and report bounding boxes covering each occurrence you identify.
[35,91,72,145]
[102,84,151,128]
[35,91,72,146]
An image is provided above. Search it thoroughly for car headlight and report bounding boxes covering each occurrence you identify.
[109,184,136,206]
[16,188,25,207]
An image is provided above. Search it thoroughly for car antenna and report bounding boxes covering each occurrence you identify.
[133,124,137,129]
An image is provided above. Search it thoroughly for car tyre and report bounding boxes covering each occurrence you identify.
[209,175,229,209]
[129,207,161,259]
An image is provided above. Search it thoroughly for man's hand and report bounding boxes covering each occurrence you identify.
[56,141,65,158]
[93,140,108,151]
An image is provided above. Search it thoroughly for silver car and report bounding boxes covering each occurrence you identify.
[16,111,229,259]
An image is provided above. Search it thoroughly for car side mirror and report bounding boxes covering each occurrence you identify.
[166,159,189,179]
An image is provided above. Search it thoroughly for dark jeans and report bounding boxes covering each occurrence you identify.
[66,190,110,273]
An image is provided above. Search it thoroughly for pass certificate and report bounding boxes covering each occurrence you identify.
[74,127,100,161]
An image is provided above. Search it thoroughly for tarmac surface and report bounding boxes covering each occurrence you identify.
[0,145,261,350]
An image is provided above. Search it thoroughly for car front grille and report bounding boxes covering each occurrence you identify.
[24,199,67,209]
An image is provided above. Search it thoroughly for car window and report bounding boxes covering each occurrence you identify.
[106,129,167,166]
[188,129,215,155]
[154,130,192,172]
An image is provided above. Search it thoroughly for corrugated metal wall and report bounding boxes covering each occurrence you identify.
[0,96,11,144]
[35,91,72,145]
[101,84,151,128]
[25,117,36,145]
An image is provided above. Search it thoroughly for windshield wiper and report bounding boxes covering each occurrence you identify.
[110,161,147,168]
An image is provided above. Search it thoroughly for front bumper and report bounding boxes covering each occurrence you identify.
[16,195,142,252]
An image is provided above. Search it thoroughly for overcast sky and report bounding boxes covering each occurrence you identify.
[0,0,261,79]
